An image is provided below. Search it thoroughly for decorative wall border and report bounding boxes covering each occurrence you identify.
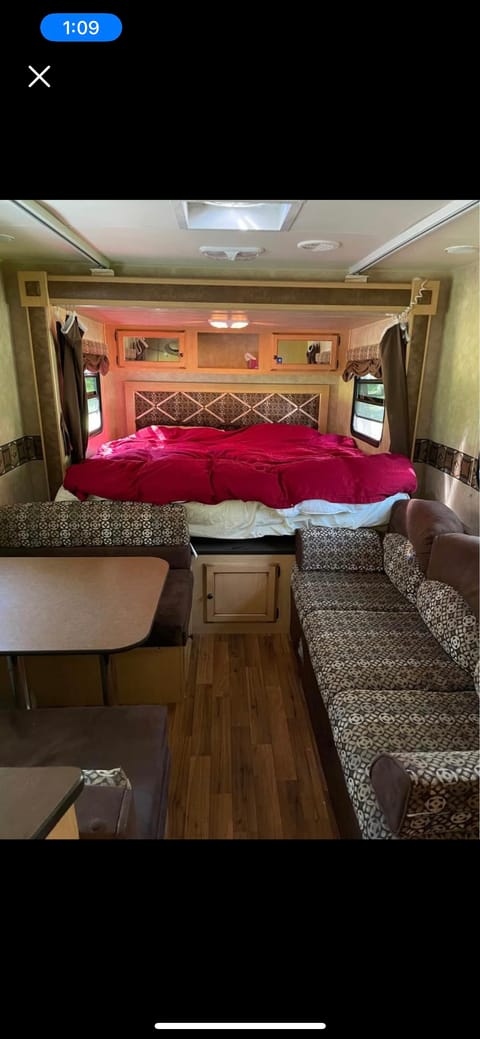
[414,438,479,490]
[0,436,43,478]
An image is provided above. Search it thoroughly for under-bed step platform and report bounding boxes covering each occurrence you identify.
[191,535,296,555]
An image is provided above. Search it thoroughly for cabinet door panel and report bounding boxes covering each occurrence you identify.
[205,563,277,622]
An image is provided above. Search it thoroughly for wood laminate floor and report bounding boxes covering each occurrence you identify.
[166,634,338,839]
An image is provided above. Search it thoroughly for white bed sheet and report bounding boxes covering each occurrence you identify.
[55,487,408,538]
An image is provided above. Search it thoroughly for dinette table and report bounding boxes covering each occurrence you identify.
[0,556,169,708]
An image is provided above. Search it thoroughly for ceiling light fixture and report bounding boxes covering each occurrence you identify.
[208,313,249,329]
[348,199,480,274]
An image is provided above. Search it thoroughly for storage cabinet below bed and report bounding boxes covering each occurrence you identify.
[205,562,278,623]
[192,555,294,634]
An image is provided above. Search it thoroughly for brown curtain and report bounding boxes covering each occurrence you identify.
[380,323,409,457]
[52,326,72,455]
[56,317,89,462]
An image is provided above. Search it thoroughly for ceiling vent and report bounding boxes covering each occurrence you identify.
[199,246,265,262]
[297,239,341,251]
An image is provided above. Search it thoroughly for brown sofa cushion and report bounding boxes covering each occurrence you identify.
[76,785,137,839]
[0,706,170,839]
[405,499,465,572]
[146,568,193,646]
[0,543,191,569]
[388,499,409,537]
[427,533,479,619]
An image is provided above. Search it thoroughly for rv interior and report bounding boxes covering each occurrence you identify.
[0,199,478,841]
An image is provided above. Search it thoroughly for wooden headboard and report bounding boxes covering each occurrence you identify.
[124,382,330,434]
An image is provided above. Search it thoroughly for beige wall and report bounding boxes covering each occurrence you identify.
[3,266,43,438]
[426,261,478,455]
[0,266,23,443]
[0,268,35,502]
[0,266,48,503]
[415,261,479,532]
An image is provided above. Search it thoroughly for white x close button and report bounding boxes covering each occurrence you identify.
[28,65,51,87]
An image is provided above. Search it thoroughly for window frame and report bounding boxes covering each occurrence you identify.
[84,370,103,437]
[351,373,385,447]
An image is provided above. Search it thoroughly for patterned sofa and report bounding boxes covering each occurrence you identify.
[0,500,193,706]
[290,499,479,840]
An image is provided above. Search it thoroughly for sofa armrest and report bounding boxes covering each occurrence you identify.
[76,785,137,839]
[370,750,480,839]
[295,527,383,572]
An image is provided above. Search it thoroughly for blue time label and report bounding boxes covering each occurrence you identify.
[40,13,122,41]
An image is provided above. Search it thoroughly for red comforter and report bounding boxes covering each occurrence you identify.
[64,424,416,507]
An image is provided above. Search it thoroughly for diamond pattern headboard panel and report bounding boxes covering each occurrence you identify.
[125,383,330,434]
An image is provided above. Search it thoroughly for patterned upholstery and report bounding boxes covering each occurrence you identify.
[303,610,472,708]
[291,564,415,623]
[0,500,190,547]
[82,767,132,789]
[417,580,479,677]
[296,527,383,572]
[370,749,480,840]
[342,749,392,839]
[383,533,425,603]
[291,503,479,840]
[329,688,479,839]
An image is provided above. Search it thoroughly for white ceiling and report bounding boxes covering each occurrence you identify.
[2,199,477,333]
[0,199,478,276]
[75,305,380,332]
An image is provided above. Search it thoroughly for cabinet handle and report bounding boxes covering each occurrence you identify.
[207,593,214,600]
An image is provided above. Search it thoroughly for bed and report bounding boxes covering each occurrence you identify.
[60,384,416,538]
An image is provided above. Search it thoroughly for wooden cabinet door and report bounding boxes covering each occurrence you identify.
[204,563,278,623]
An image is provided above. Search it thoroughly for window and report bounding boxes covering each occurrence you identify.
[84,372,103,435]
[351,374,385,446]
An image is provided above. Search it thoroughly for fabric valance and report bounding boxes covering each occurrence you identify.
[82,339,110,375]
[342,323,387,382]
